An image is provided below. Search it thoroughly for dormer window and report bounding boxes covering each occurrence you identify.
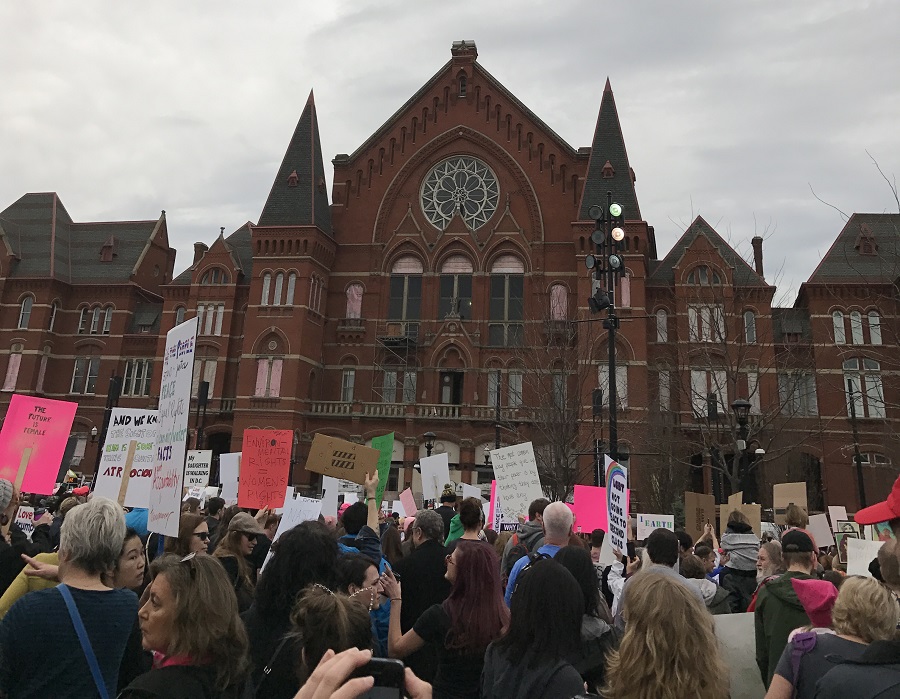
[601,160,615,179]
[287,170,299,187]
[100,235,118,262]
[855,224,878,256]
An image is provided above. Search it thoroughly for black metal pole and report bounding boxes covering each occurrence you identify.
[494,368,501,450]
[194,381,209,450]
[93,374,122,475]
[605,192,619,462]
[847,377,867,509]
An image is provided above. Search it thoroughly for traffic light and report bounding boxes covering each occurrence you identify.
[589,286,611,313]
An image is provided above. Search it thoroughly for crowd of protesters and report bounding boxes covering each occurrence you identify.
[0,470,899,699]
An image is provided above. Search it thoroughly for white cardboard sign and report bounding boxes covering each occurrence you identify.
[419,453,451,501]
[92,408,158,507]
[219,452,240,505]
[489,442,543,520]
[636,513,675,540]
[184,450,213,488]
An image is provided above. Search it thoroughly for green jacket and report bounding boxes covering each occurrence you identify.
[754,571,813,687]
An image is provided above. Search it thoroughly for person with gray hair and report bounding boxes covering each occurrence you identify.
[392,509,452,682]
[0,496,139,698]
[504,501,574,605]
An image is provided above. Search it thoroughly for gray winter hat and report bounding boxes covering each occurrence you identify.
[0,479,13,512]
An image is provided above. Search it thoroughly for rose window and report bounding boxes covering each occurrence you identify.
[420,156,499,230]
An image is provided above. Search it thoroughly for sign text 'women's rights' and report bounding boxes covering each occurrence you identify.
[238,429,292,510]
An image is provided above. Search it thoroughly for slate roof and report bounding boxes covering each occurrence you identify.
[578,80,641,222]
[772,307,812,342]
[806,213,900,284]
[258,91,333,234]
[129,303,162,334]
[170,222,253,286]
[648,216,768,287]
[0,193,159,283]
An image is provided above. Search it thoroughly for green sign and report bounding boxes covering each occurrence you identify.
[371,432,395,507]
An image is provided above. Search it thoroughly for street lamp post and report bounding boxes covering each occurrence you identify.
[93,374,122,476]
[586,193,626,463]
[846,378,867,509]
[730,398,765,502]
[423,431,436,457]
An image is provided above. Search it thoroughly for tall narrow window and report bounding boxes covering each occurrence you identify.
[868,311,882,345]
[552,372,567,410]
[254,358,282,398]
[747,369,760,414]
[196,305,206,333]
[549,284,568,321]
[2,345,23,392]
[778,372,818,417]
[175,306,186,325]
[102,306,113,335]
[78,308,89,334]
[487,371,501,408]
[17,296,33,330]
[90,307,101,334]
[213,305,224,336]
[690,369,726,417]
[743,310,757,344]
[843,358,884,419]
[688,305,725,342]
[388,256,423,325]
[508,370,523,408]
[36,350,48,393]
[656,309,668,343]
[345,283,364,319]
[850,311,864,345]
[381,371,398,403]
[658,370,670,411]
[832,311,846,344]
[618,273,631,308]
[261,273,272,306]
[203,304,215,336]
[489,255,524,347]
[285,273,297,305]
[273,273,284,306]
[402,370,417,404]
[597,364,628,409]
[341,369,355,402]
[123,359,154,396]
[193,359,218,399]
[438,256,473,319]
[439,372,463,405]
[70,357,100,394]
[48,302,59,332]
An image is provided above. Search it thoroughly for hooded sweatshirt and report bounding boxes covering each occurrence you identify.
[500,521,544,573]
[721,521,759,571]
[813,640,900,699]
[755,570,815,687]
[480,644,585,699]
[683,577,734,615]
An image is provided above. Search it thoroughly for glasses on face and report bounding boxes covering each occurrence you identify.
[193,531,210,541]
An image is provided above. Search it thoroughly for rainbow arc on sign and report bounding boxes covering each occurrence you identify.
[605,459,626,491]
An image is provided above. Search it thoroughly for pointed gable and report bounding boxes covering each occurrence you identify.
[578,79,641,221]
[807,213,900,283]
[258,91,333,234]
[649,216,767,287]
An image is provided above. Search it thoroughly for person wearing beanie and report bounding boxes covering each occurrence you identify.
[435,484,457,541]
[755,529,820,687]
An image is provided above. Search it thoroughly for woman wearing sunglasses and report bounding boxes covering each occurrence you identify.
[119,552,249,698]
[164,514,211,558]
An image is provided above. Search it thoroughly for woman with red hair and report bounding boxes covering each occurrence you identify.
[383,540,508,698]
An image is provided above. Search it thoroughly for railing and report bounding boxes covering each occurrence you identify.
[362,403,406,417]
[309,401,352,415]
[305,401,529,422]
[416,403,460,419]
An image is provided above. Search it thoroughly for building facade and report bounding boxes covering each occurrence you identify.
[2,41,897,510]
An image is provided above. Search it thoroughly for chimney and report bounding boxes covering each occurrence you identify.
[193,242,208,266]
[751,236,764,279]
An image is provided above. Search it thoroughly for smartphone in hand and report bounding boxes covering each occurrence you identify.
[350,657,405,699]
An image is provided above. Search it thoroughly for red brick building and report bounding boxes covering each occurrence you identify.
[2,41,897,510]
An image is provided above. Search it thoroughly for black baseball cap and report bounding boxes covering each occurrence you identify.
[782,529,815,553]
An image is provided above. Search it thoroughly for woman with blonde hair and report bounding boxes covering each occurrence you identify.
[766,576,896,699]
[604,570,729,699]
[212,512,265,612]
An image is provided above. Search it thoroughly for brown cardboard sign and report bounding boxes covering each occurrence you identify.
[773,482,808,525]
[728,491,743,508]
[684,491,716,545]
[304,434,380,485]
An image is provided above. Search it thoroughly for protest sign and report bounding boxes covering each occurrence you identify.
[149,317,197,537]
[636,514,675,540]
[828,506,848,530]
[419,453,452,502]
[489,442,543,520]
[273,494,323,542]
[0,394,77,494]
[487,481,519,532]
[392,500,405,517]
[14,506,34,542]
[846,537,884,576]
[371,433,394,506]
[461,483,483,501]
[238,430,292,510]
[773,482,807,525]
[808,513,836,548]
[714,613,766,699]
[305,434,380,485]
[728,491,743,508]
[203,486,220,501]
[92,408,158,507]
[572,485,609,533]
[721,503,761,538]
[219,452,240,505]
[183,486,204,504]
[684,491,716,545]
[184,450,213,488]
[399,488,418,518]
[321,476,340,518]
[605,456,629,553]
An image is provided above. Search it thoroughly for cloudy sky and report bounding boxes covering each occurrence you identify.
[2,1,898,302]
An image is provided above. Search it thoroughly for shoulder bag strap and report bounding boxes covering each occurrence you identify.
[58,584,110,699]
[250,635,290,697]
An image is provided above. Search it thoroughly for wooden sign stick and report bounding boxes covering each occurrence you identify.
[117,441,138,507]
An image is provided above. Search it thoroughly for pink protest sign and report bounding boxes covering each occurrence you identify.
[399,488,417,519]
[0,394,77,494]
[572,484,630,535]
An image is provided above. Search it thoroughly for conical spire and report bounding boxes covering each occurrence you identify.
[258,90,332,234]
[578,79,640,221]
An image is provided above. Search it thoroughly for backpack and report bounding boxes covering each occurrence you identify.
[502,533,535,582]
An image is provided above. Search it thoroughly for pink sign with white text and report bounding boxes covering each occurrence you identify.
[0,394,77,494]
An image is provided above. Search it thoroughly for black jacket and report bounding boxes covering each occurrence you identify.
[392,538,451,682]
[117,665,244,699]
[814,640,900,698]
[481,644,585,699]
[0,523,53,596]
[435,505,456,540]
[241,604,299,699]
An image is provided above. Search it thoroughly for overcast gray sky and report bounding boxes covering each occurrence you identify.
[2,1,898,303]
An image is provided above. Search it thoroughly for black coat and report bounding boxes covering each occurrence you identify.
[435,506,456,540]
[814,639,900,698]
[117,665,243,699]
[240,604,300,699]
[0,523,53,596]
[392,538,452,682]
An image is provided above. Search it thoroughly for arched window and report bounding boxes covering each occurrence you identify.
[345,283,364,319]
[90,307,101,334]
[175,306,186,325]
[549,284,568,321]
[261,273,272,306]
[389,256,424,323]
[78,307,89,334]
[656,309,668,343]
[489,255,524,347]
[687,265,722,285]
[48,302,59,332]
[843,358,885,418]
[439,255,473,319]
[273,273,285,306]
[618,272,631,308]
[17,296,33,329]
[102,306,113,335]
[285,273,297,306]
[2,343,23,392]
[200,268,230,285]
[832,311,846,344]
[868,311,882,345]
[458,73,467,97]
[849,311,864,345]
[743,310,757,344]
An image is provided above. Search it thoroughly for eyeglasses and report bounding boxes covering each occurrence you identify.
[193,531,210,541]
